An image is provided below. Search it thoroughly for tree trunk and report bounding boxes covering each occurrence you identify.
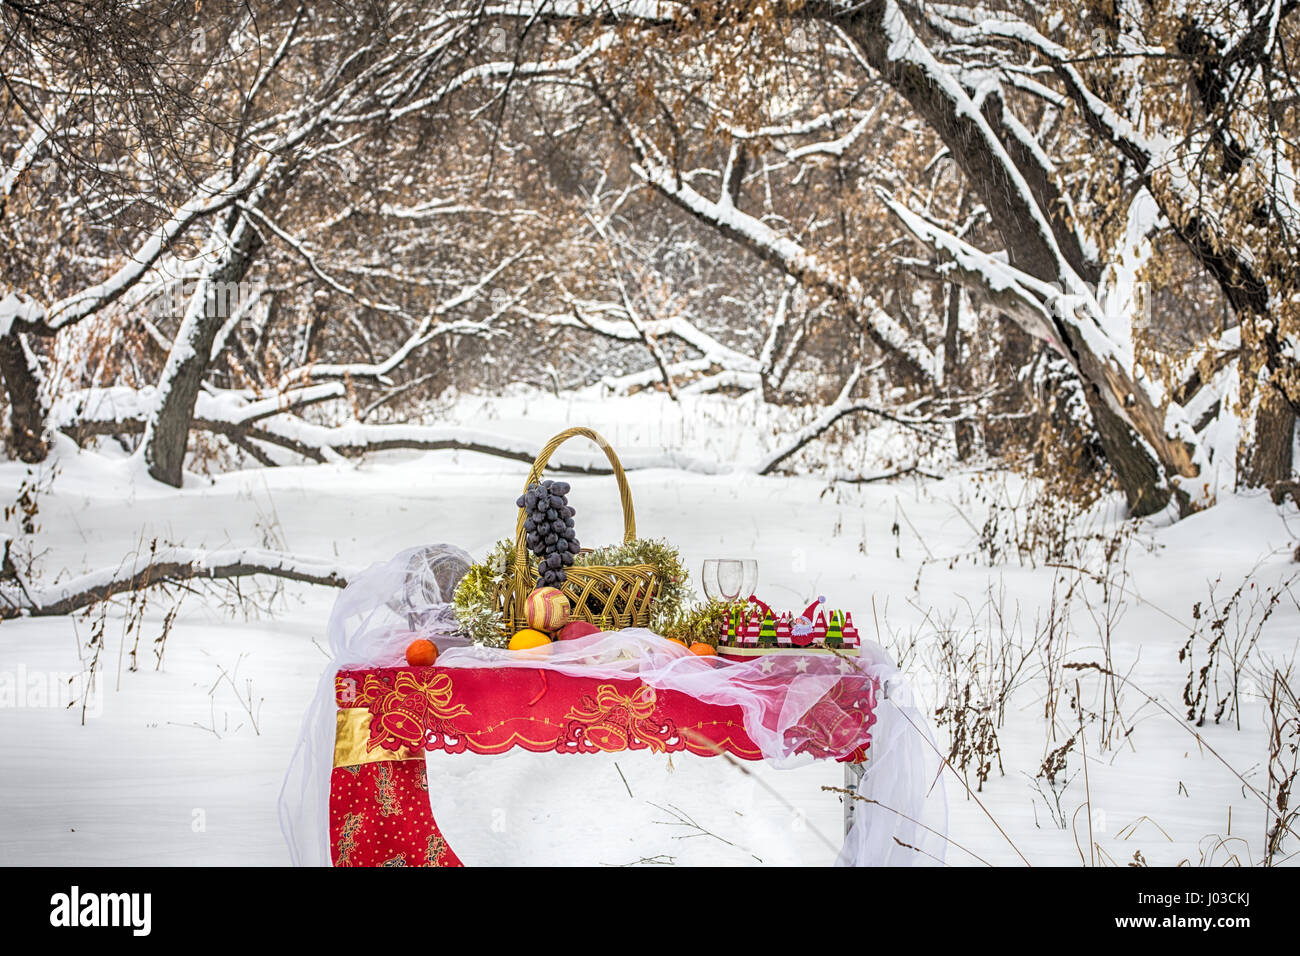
[0,332,49,463]
[1090,400,1172,515]
[1240,383,1296,488]
[942,283,976,460]
[142,208,262,487]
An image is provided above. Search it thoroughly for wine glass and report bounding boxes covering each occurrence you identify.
[701,559,759,603]
[716,560,744,601]
[701,559,720,602]
[739,559,758,599]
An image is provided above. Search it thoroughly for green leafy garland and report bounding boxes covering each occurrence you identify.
[652,599,738,648]
[452,537,691,647]
[450,538,517,646]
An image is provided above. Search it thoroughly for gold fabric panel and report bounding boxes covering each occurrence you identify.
[334,708,418,767]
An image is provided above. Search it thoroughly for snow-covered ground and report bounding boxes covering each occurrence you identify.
[1,392,1297,866]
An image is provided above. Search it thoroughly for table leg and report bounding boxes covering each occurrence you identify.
[843,761,865,837]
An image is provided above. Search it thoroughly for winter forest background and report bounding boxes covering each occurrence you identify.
[2,0,1300,867]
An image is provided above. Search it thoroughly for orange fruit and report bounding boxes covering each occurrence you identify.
[405,638,439,666]
[689,642,718,656]
[508,628,553,651]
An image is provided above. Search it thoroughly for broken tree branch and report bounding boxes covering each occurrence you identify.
[0,546,357,620]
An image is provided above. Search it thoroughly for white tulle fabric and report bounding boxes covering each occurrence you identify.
[280,547,948,866]
[278,546,473,867]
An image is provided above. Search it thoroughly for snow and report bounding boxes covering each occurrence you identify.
[750,362,867,474]
[880,184,1207,493]
[0,292,46,338]
[542,306,760,376]
[1,134,45,201]
[426,747,842,865]
[47,386,724,474]
[935,3,1300,250]
[1,391,1298,866]
[726,107,865,142]
[785,104,881,161]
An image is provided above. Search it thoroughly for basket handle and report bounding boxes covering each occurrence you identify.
[511,427,636,591]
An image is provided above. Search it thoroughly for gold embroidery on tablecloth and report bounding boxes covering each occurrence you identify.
[336,812,363,867]
[426,832,448,866]
[355,671,470,753]
[376,763,402,817]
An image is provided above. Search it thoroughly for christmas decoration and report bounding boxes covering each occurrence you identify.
[524,586,570,632]
[715,595,861,659]
[791,596,825,641]
[451,538,516,645]
[404,638,439,667]
[826,609,844,648]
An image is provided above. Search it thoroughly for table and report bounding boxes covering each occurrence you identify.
[328,664,878,867]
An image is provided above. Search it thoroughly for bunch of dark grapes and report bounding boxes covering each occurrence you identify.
[516,479,579,587]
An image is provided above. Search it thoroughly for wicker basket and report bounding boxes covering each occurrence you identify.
[492,427,659,640]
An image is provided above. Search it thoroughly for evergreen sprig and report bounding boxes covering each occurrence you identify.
[652,599,739,648]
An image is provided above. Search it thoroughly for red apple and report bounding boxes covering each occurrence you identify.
[558,620,601,641]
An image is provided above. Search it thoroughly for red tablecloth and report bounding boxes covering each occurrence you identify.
[328,664,876,867]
